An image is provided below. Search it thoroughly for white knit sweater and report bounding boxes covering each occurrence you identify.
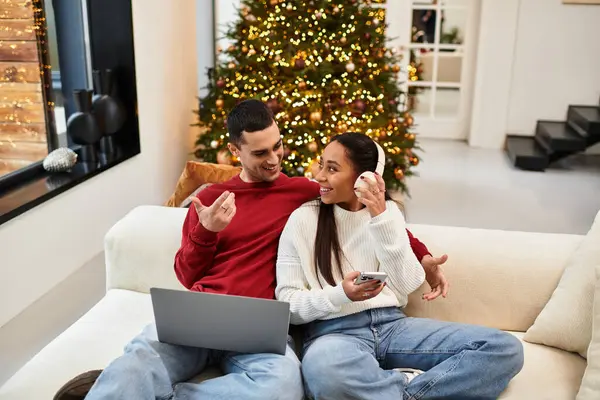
[275,200,425,325]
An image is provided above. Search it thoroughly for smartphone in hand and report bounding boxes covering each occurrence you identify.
[354,272,388,285]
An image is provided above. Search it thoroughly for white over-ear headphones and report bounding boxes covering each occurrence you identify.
[354,140,385,198]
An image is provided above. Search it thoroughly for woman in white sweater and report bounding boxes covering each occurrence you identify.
[275,133,524,400]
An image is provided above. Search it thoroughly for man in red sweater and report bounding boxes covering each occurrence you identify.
[74,100,448,400]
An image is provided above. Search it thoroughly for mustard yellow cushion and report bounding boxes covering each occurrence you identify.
[165,161,241,207]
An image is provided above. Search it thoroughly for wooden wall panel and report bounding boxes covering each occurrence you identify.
[0,159,30,176]
[0,103,45,123]
[0,1,33,19]
[0,89,42,103]
[0,0,48,178]
[0,122,45,141]
[0,82,42,92]
[0,62,41,82]
[0,41,38,62]
[0,140,46,161]
[0,19,36,40]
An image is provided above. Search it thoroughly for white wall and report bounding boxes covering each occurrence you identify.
[469,0,600,148]
[468,0,521,148]
[0,0,200,329]
[507,0,600,135]
[197,0,215,96]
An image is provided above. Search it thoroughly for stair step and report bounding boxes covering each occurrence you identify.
[536,121,586,152]
[534,130,552,153]
[567,106,600,137]
[505,135,548,171]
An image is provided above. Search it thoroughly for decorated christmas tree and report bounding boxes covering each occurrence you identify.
[194,0,421,192]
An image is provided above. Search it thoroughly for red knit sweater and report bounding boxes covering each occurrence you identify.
[174,174,430,299]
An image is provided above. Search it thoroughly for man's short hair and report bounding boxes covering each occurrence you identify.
[227,99,275,146]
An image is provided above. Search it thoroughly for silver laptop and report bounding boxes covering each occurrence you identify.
[150,288,291,355]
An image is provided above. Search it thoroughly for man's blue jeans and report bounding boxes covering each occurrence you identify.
[301,307,524,400]
[85,324,303,400]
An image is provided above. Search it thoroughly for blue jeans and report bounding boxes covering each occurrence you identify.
[301,307,524,400]
[85,324,303,400]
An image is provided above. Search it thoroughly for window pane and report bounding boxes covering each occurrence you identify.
[412,9,437,44]
[0,0,89,179]
[408,86,432,116]
[436,52,462,83]
[440,8,467,45]
[434,87,460,118]
[411,48,434,82]
[0,3,49,178]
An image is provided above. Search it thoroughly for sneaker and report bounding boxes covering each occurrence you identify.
[394,367,424,384]
[53,370,103,400]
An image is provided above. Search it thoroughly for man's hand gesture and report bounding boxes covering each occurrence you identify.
[190,191,236,233]
[421,254,449,301]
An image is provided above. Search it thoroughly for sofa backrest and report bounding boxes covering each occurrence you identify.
[404,224,583,332]
[105,206,584,333]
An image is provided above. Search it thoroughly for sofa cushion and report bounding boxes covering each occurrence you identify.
[499,332,586,400]
[164,161,241,207]
[0,289,587,400]
[524,210,600,357]
[577,263,600,399]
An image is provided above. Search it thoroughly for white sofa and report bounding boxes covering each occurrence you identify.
[0,205,588,399]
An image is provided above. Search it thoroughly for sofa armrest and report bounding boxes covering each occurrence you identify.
[104,206,188,293]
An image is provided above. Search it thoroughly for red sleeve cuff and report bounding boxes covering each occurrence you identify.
[406,229,431,261]
[190,222,218,245]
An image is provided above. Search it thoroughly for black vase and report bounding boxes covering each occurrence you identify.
[92,69,126,155]
[67,89,102,163]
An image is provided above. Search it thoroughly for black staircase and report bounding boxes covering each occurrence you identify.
[506,98,600,171]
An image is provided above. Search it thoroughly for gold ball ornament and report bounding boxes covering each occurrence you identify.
[394,167,404,180]
[383,65,390,72]
[217,150,232,165]
[411,157,419,166]
[287,3,293,10]
[298,81,307,90]
[333,6,340,13]
[216,98,224,109]
[242,46,248,53]
[376,103,384,112]
[270,0,279,5]
[340,37,347,44]
[310,111,322,122]
[308,141,318,152]
[345,62,355,73]
[210,140,219,149]
[404,115,414,127]
[228,62,236,69]
[392,65,401,73]
[248,48,256,56]
[228,45,236,52]
[274,54,281,61]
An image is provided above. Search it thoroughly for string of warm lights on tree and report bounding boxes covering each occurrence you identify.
[195,0,421,192]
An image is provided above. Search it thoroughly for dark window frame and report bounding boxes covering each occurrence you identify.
[0,0,140,225]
